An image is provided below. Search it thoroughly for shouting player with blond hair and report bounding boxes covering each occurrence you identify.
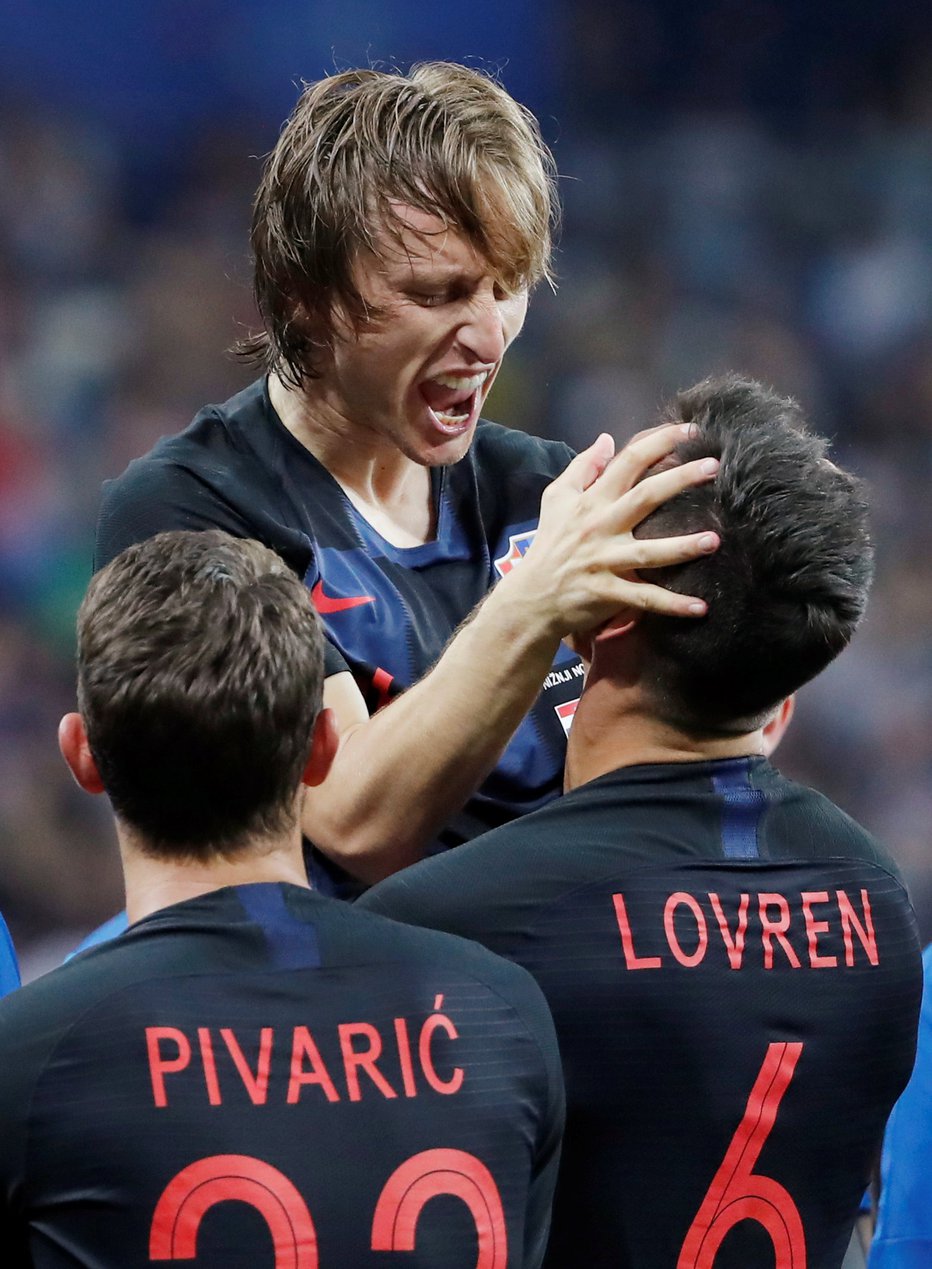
[92,63,720,907]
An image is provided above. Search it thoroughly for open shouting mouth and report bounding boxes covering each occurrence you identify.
[419,370,492,435]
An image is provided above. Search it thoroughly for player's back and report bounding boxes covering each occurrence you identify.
[361,757,922,1268]
[0,882,563,1268]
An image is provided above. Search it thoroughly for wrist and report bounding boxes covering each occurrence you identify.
[483,565,566,649]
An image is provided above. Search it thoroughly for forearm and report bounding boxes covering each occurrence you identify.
[303,424,719,882]
[302,578,562,883]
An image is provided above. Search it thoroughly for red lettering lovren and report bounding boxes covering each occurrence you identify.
[801,892,838,969]
[663,893,709,968]
[612,887,882,974]
[838,889,879,967]
[709,893,750,970]
[758,895,802,970]
[613,894,662,970]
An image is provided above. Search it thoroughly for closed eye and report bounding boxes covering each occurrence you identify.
[409,285,514,308]
[407,290,450,307]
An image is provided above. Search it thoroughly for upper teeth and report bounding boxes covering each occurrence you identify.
[431,372,490,392]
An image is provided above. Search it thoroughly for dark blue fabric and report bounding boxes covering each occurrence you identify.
[235,882,320,969]
[711,758,766,860]
[69,884,324,966]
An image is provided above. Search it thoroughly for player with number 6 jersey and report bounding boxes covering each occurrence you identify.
[361,376,923,1267]
[0,532,563,1267]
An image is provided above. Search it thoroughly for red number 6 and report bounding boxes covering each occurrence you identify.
[678,1042,806,1268]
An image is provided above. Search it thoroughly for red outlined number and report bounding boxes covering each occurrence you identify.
[372,1148,508,1268]
[677,1041,806,1269]
[150,1149,505,1267]
[149,1154,318,1267]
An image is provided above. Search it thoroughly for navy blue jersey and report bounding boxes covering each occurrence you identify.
[0,882,563,1267]
[870,942,932,1268]
[361,757,922,1268]
[95,379,583,888]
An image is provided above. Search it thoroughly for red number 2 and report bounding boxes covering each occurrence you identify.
[149,1155,318,1268]
[149,1148,506,1267]
[678,1041,806,1269]
[372,1149,507,1268]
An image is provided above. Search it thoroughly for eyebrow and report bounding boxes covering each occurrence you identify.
[385,259,486,289]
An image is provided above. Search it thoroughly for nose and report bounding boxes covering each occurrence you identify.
[456,288,507,365]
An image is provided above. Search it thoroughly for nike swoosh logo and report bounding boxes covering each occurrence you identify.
[311,580,376,614]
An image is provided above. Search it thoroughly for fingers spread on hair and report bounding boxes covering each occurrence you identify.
[592,423,697,499]
[553,434,616,494]
[619,530,720,573]
[611,456,719,530]
[615,578,708,618]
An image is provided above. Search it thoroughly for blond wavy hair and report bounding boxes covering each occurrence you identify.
[240,62,558,386]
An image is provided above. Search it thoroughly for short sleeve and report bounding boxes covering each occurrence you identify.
[95,455,258,571]
[323,642,349,677]
[97,454,351,682]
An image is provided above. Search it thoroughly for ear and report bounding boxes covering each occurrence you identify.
[58,713,106,795]
[762,695,796,758]
[593,612,639,646]
[301,708,340,788]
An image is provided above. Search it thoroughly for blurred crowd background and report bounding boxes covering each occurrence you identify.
[2,0,932,976]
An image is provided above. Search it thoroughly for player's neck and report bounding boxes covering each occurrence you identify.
[119,828,311,926]
[268,372,435,546]
[564,676,763,792]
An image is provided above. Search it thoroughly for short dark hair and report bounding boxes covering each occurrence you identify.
[241,62,557,386]
[634,374,873,734]
[77,531,325,859]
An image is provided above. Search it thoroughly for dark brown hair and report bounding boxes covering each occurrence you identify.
[77,531,325,859]
[240,62,557,385]
[634,374,874,734]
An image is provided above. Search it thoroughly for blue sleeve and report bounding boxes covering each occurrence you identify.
[67,911,130,960]
[0,914,20,996]
[871,943,932,1266]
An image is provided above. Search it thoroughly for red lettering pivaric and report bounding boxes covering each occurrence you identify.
[144,997,465,1109]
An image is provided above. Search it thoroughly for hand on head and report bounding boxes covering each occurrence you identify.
[516,422,720,645]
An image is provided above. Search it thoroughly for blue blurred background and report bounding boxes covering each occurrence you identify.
[2,0,932,976]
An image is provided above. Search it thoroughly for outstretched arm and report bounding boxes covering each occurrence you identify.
[303,423,720,881]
